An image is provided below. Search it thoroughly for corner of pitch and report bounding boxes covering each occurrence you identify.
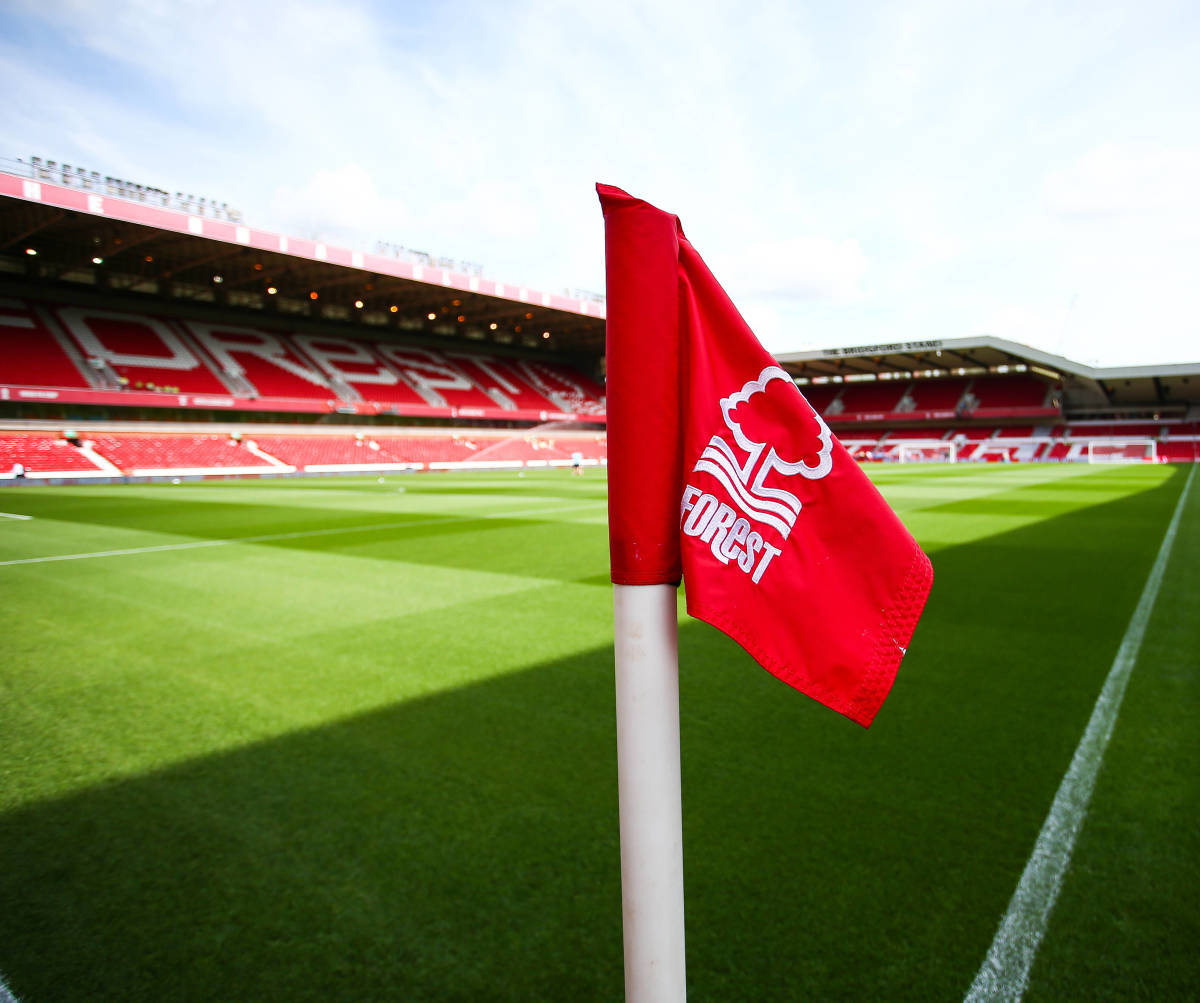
[680,484,782,583]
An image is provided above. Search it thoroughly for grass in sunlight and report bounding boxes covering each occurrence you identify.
[0,464,1195,1001]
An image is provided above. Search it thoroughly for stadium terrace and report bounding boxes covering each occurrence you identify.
[0,163,1197,481]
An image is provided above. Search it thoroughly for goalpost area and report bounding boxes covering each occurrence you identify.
[1087,439,1158,464]
[895,441,958,463]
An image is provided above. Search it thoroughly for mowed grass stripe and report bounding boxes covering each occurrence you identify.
[0,498,604,567]
[894,464,1172,555]
[2,478,613,807]
[965,464,1195,1002]
[0,465,1194,1001]
[0,472,608,566]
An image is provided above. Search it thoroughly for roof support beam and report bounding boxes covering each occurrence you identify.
[157,246,246,281]
[0,210,67,253]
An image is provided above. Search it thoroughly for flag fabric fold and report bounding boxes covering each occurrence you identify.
[599,183,933,727]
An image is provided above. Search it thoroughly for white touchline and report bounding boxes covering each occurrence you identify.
[964,464,1196,1003]
[0,969,19,1003]
[0,512,33,520]
[0,500,604,568]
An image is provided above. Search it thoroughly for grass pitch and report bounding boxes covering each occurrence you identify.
[0,464,1196,1001]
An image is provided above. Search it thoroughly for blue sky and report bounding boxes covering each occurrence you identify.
[2,0,1198,366]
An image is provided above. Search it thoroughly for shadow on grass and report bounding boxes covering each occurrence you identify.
[0,468,1189,1002]
[0,643,624,1003]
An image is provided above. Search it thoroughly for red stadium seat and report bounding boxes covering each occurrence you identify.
[968,376,1049,409]
[909,378,969,411]
[0,433,108,475]
[833,383,907,416]
[185,322,334,400]
[88,433,279,473]
[0,300,91,389]
[56,305,230,393]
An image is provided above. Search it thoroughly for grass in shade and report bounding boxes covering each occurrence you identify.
[0,465,1195,1001]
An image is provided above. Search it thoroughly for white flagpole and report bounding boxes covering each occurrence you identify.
[613,583,687,1002]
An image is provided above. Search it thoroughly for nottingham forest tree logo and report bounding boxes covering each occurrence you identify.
[680,366,835,582]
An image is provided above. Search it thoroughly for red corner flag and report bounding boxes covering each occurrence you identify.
[599,184,932,727]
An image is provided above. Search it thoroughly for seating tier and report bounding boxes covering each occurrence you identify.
[87,433,276,472]
[0,433,106,472]
[0,301,91,389]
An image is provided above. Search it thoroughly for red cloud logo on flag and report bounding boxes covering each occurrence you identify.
[689,366,836,544]
[721,367,834,480]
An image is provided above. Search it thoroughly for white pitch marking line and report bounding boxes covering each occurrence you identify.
[965,464,1196,1003]
[0,500,603,568]
[0,511,33,520]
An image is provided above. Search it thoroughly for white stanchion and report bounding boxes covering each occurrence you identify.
[613,583,687,1002]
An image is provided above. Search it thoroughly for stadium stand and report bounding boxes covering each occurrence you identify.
[371,345,512,410]
[516,359,607,415]
[86,433,281,475]
[0,300,94,389]
[447,354,550,411]
[221,430,607,473]
[184,322,334,401]
[828,382,907,416]
[388,434,481,467]
[5,410,1198,481]
[290,334,429,407]
[0,425,597,480]
[55,306,232,394]
[247,434,410,470]
[0,432,109,476]
[1159,440,1198,462]
[1,297,607,419]
[462,435,571,464]
[907,378,969,412]
[964,375,1050,411]
[836,435,882,460]
[1067,422,1162,438]
[889,426,953,440]
[799,385,841,415]
[2,164,1195,477]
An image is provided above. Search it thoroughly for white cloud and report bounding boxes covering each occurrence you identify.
[1043,144,1200,218]
[268,165,412,245]
[3,0,1199,366]
[978,303,1070,354]
[717,235,869,303]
